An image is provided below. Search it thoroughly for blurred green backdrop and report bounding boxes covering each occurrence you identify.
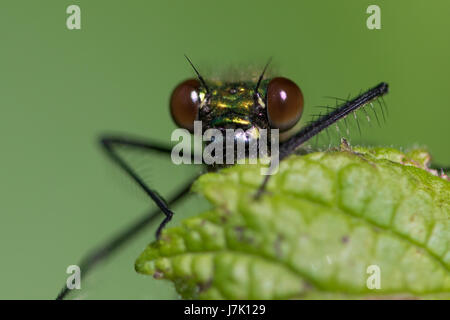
[0,0,449,299]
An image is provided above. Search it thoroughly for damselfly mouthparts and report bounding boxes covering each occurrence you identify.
[56,57,389,299]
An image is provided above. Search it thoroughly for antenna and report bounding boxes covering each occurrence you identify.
[184,54,210,94]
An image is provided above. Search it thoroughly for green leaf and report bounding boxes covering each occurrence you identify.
[135,143,450,299]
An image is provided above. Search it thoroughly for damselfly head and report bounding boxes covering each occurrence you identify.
[169,77,304,138]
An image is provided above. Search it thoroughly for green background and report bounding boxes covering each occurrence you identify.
[0,0,449,299]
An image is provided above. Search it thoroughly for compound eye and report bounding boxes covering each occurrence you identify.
[170,79,201,132]
[266,77,304,132]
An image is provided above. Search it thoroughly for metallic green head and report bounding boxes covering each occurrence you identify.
[169,61,304,162]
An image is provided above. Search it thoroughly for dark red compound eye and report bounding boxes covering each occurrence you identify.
[266,77,304,132]
[170,79,201,132]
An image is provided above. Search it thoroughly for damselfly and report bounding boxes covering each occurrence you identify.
[56,57,390,299]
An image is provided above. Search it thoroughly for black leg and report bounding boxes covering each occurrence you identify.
[56,178,195,300]
[255,83,389,198]
[100,135,181,239]
[56,134,199,300]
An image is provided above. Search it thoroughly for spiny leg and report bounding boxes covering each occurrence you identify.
[255,82,389,198]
